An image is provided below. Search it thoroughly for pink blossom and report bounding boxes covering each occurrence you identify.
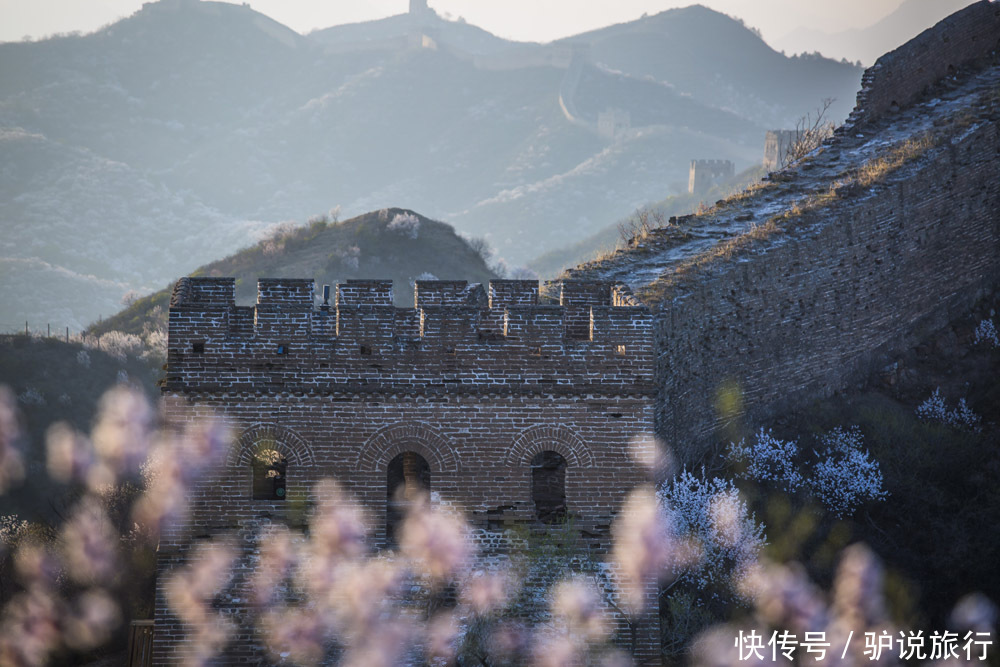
[832,543,886,629]
[611,486,676,614]
[63,590,121,650]
[261,607,327,666]
[462,569,513,615]
[45,423,94,484]
[399,498,473,584]
[250,524,298,607]
[60,496,119,585]
[90,386,153,483]
[426,611,460,664]
[551,577,610,641]
[309,479,369,562]
[0,386,26,493]
[0,585,62,667]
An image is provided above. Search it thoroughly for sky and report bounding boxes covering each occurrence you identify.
[1,0,908,45]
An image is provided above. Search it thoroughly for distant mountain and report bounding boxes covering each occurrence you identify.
[774,0,976,65]
[0,0,862,330]
[309,11,517,56]
[89,207,497,337]
[556,5,863,126]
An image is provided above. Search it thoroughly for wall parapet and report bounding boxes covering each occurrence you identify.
[844,0,1000,129]
[165,279,654,395]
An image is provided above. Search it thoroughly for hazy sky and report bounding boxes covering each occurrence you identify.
[2,0,908,45]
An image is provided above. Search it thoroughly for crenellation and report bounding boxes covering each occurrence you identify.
[489,279,539,309]
[560,280,612,306]
[413,279,484,308]
[163,279,654,395]
[256,278,314,305]
[688,159,736,194]
[336,279,393,306]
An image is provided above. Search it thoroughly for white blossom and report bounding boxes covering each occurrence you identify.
[657,470,765,601]
[727,428,805,492]
[388,212,420,239]
[916,388,982,431]
[973,318,998,348]
[809,427,888,518]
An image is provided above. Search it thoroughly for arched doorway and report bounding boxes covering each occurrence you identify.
[386,451,431,546]
[531,451,567,524]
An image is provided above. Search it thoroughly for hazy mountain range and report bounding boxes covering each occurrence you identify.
[773,0,976,65]
[0,0,874,329]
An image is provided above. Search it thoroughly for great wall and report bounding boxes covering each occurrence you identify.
[156,2,1000,663]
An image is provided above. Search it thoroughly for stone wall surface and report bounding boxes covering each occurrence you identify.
[657,117,1000,459]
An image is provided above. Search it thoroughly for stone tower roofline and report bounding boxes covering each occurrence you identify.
[165,278,654,396]
[689,159,734,169]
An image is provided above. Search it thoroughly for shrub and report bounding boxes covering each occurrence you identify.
[727,428,805,493]
[657,469,765,601]
[916,388,982,431]
[973,318,999,348]
[809,427,888,518]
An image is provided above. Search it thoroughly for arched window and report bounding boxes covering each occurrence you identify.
[531,451,567,524]
[386,451,430,546]
[252,448,287,500]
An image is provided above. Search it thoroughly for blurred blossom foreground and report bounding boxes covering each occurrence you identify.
[0,386,995,665]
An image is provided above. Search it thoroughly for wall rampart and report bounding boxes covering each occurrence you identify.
[656,115,1000,461]
[845,0,1000,128]
[165,278,654,396]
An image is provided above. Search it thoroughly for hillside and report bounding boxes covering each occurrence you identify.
[0,0,862,330]
[89,208,497,337]
[0,335,159,523]
[527,165,766,277]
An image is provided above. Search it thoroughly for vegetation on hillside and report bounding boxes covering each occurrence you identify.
[0,335,159,525]
[528,165,766,277]
[89,207,498,337]
[654,296,1000,661]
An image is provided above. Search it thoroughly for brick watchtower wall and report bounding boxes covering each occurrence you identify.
[763,130,796,171]
[156,278,660,664]
[688,158,735,194]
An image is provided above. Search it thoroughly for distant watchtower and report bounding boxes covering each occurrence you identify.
[409,0,429,15]
[688,159,735,195]
[763,130,797,171]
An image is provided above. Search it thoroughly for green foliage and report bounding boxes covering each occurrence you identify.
[660,591,716,664]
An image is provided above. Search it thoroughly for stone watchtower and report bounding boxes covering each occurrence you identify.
[763,130,797,171]
[688,159,735,194]
[155,277,660,663]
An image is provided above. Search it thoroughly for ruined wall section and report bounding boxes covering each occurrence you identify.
[845,0,1000,129]
[655,117,1000,461]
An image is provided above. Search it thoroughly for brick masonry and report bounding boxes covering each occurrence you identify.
[156,278,660,663]
[658,115,1000,460]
